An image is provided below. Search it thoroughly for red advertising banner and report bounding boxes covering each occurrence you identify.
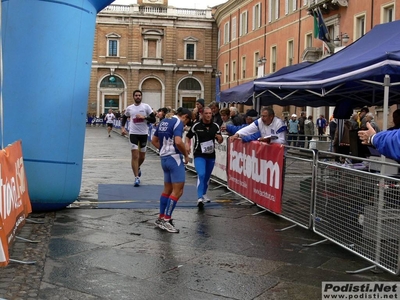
[0,140,32,267]
[227,140,284,214]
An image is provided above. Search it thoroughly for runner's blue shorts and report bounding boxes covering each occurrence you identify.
[161,154,185,183]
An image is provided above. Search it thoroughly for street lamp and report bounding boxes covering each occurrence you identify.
[257,57,267,77]
[334,33,350,47]
[257,57,267,65]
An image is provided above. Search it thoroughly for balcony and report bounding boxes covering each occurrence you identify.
[100,4,212,19]
[308,0,348,10]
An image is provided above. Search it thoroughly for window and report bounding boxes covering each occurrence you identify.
[224,22,230,44]
[108,40,118,57]
[232,17,237,40]
[232,61,237,81]
[285,0,297,15]
[224,63,229,83]
[269,0,279,22]
[240,11,248,36]
[271,46,277,73]
[241,56,246,79]
[253,3,261,30]
[306,33,312,48]
[183,36,198,60]
[186,44,195,60]
[355,14,366,40]
[106,33,121,57]
[218,29,221,48]
[287,40,294,66]
[254,52,260,77]
[382,4,394,23]
[142,29,164,59]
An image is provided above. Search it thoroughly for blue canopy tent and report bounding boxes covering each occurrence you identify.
[220,81,254,104]
[254,20,400,122]
[220,61,313,105]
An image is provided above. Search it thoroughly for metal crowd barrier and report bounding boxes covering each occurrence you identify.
[280,146,317,230]
[313,151,400,275]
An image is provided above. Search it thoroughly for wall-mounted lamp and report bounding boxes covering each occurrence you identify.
[334,32,350,47]
[257,57,267,65]
[215,70,222,77]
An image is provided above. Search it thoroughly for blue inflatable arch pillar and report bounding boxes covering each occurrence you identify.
[1,0,113,210]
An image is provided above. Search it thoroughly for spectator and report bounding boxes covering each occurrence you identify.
[388,109,400,131]
[223,109,261,142]
[209,101,223,126]
[364,112,380,133]
[349,113,359,130]
[304,115,314,148]
[193,98,205,122]
[358,122,400,161]
[288,114,299,147]
[316,115,327,140]
[328,117,337,138]
[328,117,337,150]
[229,107,244,126]
[357,106,369,129]
[230,107,287,145]
[156,107,168,124]
[220,108,233,134]
[298,112,306,148]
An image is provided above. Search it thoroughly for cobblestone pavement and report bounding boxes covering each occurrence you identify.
[1,126,399,300]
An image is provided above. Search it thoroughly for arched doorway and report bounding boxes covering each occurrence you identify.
[178,77,202,109]
[99,75,125,115]
[141,77,163,110]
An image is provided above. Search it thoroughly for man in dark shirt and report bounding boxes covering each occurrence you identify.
[298,112,306,147]
[185,107,223,209]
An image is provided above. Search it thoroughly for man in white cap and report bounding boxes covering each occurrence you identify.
[288,114,299,147]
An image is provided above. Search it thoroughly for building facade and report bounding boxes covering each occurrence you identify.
[89,0,218,116]
[214,0,399,126]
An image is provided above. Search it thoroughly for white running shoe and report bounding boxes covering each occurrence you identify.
[202,195,211,203]
[162,219,179,233]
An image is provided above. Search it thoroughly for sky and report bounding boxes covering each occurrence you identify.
[111,0,228,9]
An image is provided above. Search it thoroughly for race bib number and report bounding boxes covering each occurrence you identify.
[200,140,214,154]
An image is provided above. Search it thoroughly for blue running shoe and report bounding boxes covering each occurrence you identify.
[134,177,140,187]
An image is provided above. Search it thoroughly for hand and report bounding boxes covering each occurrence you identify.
[183,155,189,164]
[215,134,222,143]
[258,137,271,144]
[358,122,376,145]
[121,128,127,136]
[220,125,226,132]
[229,134,240,141]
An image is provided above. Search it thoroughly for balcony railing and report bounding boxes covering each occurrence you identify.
[100,4,212,18]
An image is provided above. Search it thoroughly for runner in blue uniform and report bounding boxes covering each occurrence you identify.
[185,107,223,208]
[151,108,193,233]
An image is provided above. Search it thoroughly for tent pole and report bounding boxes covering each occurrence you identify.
[382,75,390,131]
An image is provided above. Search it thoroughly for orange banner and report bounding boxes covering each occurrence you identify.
[227,140,284,214]
[0,140,32,267]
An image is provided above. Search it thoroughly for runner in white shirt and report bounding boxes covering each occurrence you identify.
[104,109,115,137]
[121,90,156,187]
